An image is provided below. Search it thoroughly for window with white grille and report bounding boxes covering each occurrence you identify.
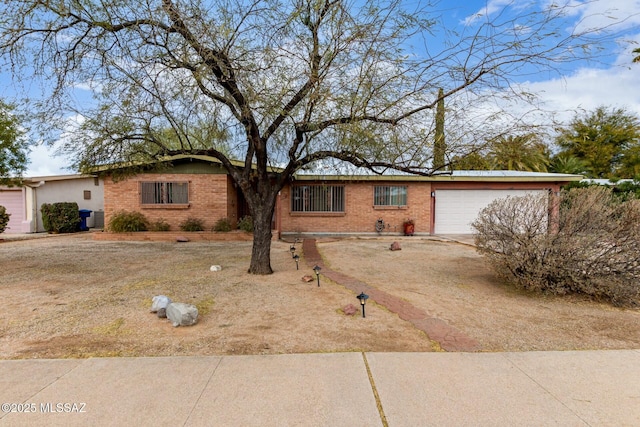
[291,185,344,212]
[374,186,407,206]
[141,182,189,204]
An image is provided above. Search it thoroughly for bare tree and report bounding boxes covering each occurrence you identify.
[0,0,626,273]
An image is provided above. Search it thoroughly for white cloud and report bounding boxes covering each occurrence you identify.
[25,144,74,177]
[522,62,640,125]
[25,114,84,177]
[560,0,640,33]
[463,0,531,26]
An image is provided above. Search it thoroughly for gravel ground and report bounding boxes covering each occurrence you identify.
[0,233,638,359]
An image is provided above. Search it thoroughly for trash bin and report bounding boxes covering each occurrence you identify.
[79,209,92,231]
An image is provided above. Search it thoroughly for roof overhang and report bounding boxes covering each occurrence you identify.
[90,154,283,174]
[292,170,583,183]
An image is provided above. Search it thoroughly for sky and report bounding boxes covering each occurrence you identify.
[4,0,640,177]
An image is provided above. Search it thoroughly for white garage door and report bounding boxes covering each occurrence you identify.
[0,189,24,234]
[434,189,546,234]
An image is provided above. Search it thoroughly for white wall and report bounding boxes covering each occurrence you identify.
[34,176,104,231]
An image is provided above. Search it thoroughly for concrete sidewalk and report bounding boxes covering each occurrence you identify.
[1,350,639,426]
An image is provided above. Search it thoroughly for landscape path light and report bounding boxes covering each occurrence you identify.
[313,265,321,287]
[357,292,369,318]
[293,254,300,270]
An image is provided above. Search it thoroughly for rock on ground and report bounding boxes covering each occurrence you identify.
[343,304,357,315]
[166,302,199,327]
[151,295,172,317]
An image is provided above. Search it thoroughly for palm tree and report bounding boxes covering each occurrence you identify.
[549,154,588,175]
[488,134,550,172]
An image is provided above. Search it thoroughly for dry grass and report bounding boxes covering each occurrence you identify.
[0,233,639,359]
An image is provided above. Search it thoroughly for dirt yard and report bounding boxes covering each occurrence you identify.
[0,233,639,359]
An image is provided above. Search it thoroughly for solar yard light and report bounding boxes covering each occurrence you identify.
[290,245,296,258]
[293,254,300,270]
[313,265,321,287]
[357,292,369,318]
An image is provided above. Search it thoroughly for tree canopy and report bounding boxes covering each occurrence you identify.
[452,133,550,172]
[0,0,629,273]
[554,106,640,179]
[0,100,28,184]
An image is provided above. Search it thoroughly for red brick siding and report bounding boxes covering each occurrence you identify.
[104,174,234,231]
[279,181,432,234]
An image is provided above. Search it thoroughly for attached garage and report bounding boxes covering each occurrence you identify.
[433,188,548,234]
[0,188,25,234]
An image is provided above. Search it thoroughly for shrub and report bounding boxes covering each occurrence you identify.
[0,205,10,233]
[472,187,640,307]
[213,218,232,232]
[179,217,205,232]
[237,215,254,232]
[41,202,81,233]
[150,218,171,231]
[108,210,149,232]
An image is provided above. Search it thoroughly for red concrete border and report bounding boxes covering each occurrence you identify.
[93,231,264,242]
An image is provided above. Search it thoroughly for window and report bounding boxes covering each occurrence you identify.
[291,185,344,212]
[374,185,407,206]
[141,181,189,204]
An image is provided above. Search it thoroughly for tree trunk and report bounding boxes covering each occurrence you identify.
[249,205,274,274]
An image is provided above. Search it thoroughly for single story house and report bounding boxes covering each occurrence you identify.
[98,155,581,236]
[0,174,104,233]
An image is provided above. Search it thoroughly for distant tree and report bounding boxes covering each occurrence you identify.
[487,134,550,172]
[433,88,446,171]
[451,152,490,170]
[452,133,549,172]
[0,100,28,184]
[555,106,640,179]
[549,153,588,175]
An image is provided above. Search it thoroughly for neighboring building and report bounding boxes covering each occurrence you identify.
[0,174,104,233]
[99,155,581,236]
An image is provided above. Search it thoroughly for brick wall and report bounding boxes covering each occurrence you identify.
[104,173,235,231]
[278,181,432,234]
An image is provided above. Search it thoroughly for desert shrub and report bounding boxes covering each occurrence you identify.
[41,202,81,233]
[237,215,253,232]
[213,217,232,232]
[0,205,10,233]
[179,217,204,232]
[472,187,640,307]
[150,218,171,231]
[108,210,149,232]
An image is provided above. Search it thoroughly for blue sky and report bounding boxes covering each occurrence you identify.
[3,0,640,176]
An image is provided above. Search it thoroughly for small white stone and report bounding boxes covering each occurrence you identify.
[210,265,222,271]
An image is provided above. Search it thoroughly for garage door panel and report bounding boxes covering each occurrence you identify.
[0,190,24,234]
[434,189,545,234]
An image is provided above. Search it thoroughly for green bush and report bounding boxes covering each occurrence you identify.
[0,205,10,233]
[108,210,149,232]
[179,217,205,232]
[150,218,171,231]
[213,218,232,232]
[41,202,81,233]
[237,215,253,232]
